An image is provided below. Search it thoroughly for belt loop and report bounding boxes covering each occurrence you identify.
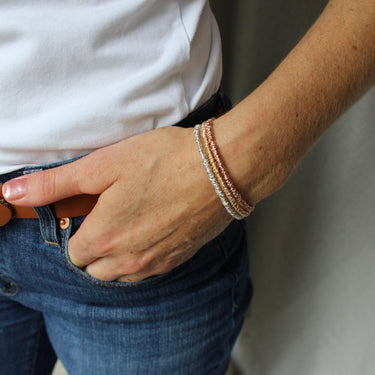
[23,168,59,246]
[33,206,59,246]
[218,91,233,112]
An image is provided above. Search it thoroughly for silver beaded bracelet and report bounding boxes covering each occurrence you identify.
[194,124,244,220]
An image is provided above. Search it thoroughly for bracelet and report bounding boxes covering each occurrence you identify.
[203,120,253,213]
[194,118,254,219]
[200,123,250,218]
[194,124,242,219]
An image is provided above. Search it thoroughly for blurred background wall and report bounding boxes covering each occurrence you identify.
[210,1,375,375]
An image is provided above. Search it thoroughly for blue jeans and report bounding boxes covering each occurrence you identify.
[0,93,252,374]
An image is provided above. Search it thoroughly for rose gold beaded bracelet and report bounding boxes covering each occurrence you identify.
[199,123,250,218]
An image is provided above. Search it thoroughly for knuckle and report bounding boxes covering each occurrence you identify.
[150,255,175,275]
[88,236,113,258]
[121,255,150,275]
[87,268,111,282]
[154,265,170,276]
[38,171,58,198]
[126,261,146,275]
[158,258,176,274]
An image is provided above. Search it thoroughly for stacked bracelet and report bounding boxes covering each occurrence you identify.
[194,118,254,220]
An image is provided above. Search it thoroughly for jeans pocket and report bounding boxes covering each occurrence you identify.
[58,216,171,289]
[215,220,249,282]
[58,216,219,290]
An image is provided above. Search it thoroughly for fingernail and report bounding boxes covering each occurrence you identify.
[2,176,28,201]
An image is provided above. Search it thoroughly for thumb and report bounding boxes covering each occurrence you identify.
[2,155,108,207]
[2,165,82,207]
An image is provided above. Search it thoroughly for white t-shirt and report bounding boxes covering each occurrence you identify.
[0,0,222,174]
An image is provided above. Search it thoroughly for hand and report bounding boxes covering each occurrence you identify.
[2,126,232,282]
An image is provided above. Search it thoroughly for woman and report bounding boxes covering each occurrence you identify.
[1,0,374,373]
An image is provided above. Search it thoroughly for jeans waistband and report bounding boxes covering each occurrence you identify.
[174,91,231,128]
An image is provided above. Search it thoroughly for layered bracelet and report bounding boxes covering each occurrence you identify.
[194,118,254,220]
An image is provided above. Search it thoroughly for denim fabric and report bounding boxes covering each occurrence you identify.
[0,93,252,375]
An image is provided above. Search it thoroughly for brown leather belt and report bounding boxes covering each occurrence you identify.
[0,185,98,226]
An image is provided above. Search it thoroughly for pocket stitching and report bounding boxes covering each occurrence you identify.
[60,245,166,289]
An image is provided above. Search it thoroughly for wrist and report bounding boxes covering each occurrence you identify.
[213,100,296,205]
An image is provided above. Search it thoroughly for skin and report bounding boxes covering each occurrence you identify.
[2,0,375,283]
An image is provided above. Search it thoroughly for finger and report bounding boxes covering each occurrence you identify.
[67,247,91,269]
[116,250,187,284]
[117,272,152,283]
[67,204,111,268]
[2,164,82,206]
[66,186,132,269]
[1,151,114,206]
[116,260,173,283]
[84,256,132,282]
[84,246,152,282]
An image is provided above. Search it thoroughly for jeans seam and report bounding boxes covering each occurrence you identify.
[29,316,43,375]
[215,233,239,284]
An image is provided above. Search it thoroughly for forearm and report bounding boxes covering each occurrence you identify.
[215,0,375,205]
